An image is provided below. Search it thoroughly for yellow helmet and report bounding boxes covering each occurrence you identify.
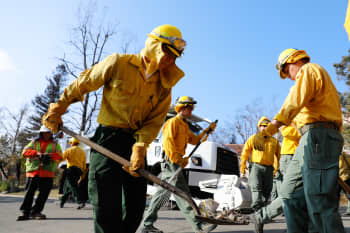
[175,96,197,113]
[275,48,310,79]
[148,24,186,57]
[257,116,270,127]
[69,137,80,145]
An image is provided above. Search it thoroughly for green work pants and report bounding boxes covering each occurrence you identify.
[256,158,317,232]
[270,154,293,201]
[279,127,345,233]
[248,163,274,210]
[270,178,279,201]
[280,154,293,175]
[88,125,147,233]
[256,154,293,224]
[61,166,83,205]
[143,161,201,232]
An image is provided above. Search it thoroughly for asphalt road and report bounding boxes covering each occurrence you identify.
[2,194,350,233]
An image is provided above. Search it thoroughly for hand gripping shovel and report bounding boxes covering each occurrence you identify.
[61,126,249,225]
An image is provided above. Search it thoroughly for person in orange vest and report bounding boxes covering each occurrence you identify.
[240,116,281,211]
[17,125,62,221]
[60,137,86,209]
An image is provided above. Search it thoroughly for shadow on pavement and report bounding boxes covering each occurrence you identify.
[0,196,22,203]
[47,217,93,221]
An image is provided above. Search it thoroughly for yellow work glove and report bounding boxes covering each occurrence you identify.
[264,123,279,137]
[123,144,146,177]
[41,102,68,133]
[205,122,217,135]
[180,157,189,168]
[199,121,218,142]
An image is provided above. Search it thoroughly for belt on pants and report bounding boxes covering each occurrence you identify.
[298,121,340,136]
[100,124,136,135]
[251,162,273,168]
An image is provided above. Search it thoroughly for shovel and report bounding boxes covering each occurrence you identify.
[61,126,249,225]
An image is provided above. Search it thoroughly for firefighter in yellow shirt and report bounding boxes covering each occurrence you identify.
[41,24,186,233]
[142,96,217,233]
[240,116,281,211]
[60,137,86,209]
[250,49,345,233]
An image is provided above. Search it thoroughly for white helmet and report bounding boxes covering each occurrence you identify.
[39,125,52,133]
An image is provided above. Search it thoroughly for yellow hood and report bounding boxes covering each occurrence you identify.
[141,37,184,88]
[141,37,164,76]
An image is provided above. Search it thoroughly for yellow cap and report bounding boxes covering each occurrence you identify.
[69,137,80,145]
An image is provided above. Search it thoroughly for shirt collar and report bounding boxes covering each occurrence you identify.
[129,54,143,68]
[176,114,188,124]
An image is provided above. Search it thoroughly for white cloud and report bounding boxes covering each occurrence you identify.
[0,49,15,71]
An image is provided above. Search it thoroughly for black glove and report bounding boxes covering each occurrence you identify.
[39,153,51,164]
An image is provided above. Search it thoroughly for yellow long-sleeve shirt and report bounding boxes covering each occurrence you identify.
[280,124,300,155]
[240,135,281,173]
[163,114,202,165]
[57,53,184,146]
[274,63,342,129]
[62,145,86,171]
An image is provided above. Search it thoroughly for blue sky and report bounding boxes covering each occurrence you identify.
[0,0,349,128]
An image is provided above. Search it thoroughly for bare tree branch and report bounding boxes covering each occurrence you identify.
[57,2,134,135]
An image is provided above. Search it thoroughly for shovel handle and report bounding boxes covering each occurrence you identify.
[61,126,200,215]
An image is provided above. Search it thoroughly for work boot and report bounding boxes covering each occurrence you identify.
[59,196,66,208]
[77,203,85,210]
[197,222,217,233]
[30,212,46,220]
[16,213,30,221]
[141,225,164,233]
[250,214,263,233]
